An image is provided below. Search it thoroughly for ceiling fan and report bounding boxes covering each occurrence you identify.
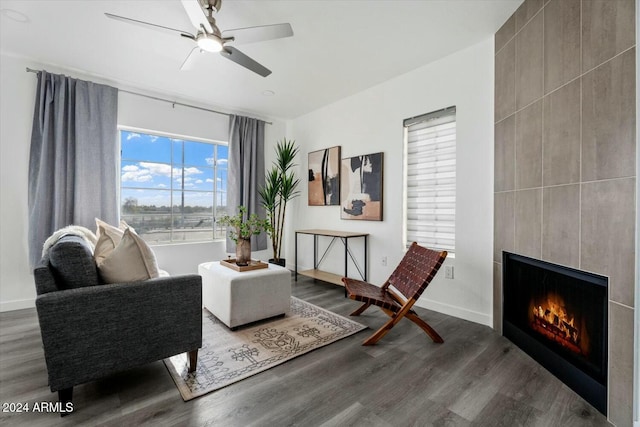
[105,0,293,77]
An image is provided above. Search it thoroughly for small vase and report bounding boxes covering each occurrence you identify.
[236,238,251,266]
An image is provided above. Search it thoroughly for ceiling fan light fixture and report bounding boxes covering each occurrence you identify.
[197,34,222,52]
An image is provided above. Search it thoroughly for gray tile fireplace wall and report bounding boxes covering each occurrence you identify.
[493,0,636,425]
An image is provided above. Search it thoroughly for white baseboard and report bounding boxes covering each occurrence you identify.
[294,268,493,327]
[0,298,35,312]
[416,298,492,327]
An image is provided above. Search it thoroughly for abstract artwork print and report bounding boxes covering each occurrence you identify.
[340,152,383,221]
[308,146,341,206]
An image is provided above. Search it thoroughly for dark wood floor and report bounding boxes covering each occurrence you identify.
[0,277,611,426]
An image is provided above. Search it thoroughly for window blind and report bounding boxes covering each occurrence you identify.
[404,109,456,252]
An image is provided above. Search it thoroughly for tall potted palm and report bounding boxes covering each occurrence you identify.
[259,138,300,266]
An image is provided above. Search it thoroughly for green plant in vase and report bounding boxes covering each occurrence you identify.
[259,138,300,266]
[218,206,269,266]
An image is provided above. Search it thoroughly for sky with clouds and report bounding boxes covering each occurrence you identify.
[121,131,227,208]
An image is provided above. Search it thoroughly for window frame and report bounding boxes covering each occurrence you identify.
[402,106,457,254]
[118,126,228,244]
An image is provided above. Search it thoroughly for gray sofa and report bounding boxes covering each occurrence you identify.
[33,235,202,413]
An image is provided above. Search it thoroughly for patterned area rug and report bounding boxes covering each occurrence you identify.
[164,297,367,400]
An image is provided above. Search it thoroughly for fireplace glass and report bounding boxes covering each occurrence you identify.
[502,252,607,414]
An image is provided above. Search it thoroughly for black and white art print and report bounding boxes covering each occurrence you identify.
[308,146,341,206]
[340,152,383,221]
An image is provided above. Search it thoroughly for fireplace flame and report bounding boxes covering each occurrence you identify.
[530,294,583,355]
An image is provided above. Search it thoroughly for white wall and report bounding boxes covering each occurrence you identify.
[634,2,640,424]
[290,39,495,326]
[0,54,35,311]
[0,52,285,311]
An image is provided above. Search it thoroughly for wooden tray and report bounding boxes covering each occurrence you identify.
[220,258,268,272]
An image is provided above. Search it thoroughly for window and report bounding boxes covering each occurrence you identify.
[120,129,228,243]
[403,106,456,252]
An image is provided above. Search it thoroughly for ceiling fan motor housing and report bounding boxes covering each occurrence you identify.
[200,0,222,14]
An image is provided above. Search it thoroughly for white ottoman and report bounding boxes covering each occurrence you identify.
[198,261,291,329]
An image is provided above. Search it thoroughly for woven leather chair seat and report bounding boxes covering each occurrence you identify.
[345,279,400,312]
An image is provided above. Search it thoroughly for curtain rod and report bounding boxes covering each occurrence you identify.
[25,67,272,125]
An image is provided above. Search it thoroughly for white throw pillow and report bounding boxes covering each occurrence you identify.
[96,228,160,284]
[94,219,136,263]
[95,218,133,238]
[93,224,124,264]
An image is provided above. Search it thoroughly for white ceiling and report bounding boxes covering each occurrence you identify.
[0,0,521,120]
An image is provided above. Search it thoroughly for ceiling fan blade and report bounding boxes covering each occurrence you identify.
[220,46,271,77]
[180,47,205,71]
[222,23,293,45]
[180,0,213,33]
[105,13,195,39]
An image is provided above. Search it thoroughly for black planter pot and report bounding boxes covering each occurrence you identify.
[268,258,286,267]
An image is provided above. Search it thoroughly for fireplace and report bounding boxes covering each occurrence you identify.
[502,252,608,415]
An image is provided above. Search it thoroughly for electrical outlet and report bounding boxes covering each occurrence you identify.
[445,266,454,279]
[381,256,387,266]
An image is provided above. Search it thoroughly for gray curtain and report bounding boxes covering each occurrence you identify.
[227,115,267,252]
[28,71,118,267]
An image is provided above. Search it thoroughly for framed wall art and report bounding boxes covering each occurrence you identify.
[340,152,383,221]
[308,146,341,206]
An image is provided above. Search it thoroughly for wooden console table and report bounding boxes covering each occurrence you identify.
[295,229,368,287]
